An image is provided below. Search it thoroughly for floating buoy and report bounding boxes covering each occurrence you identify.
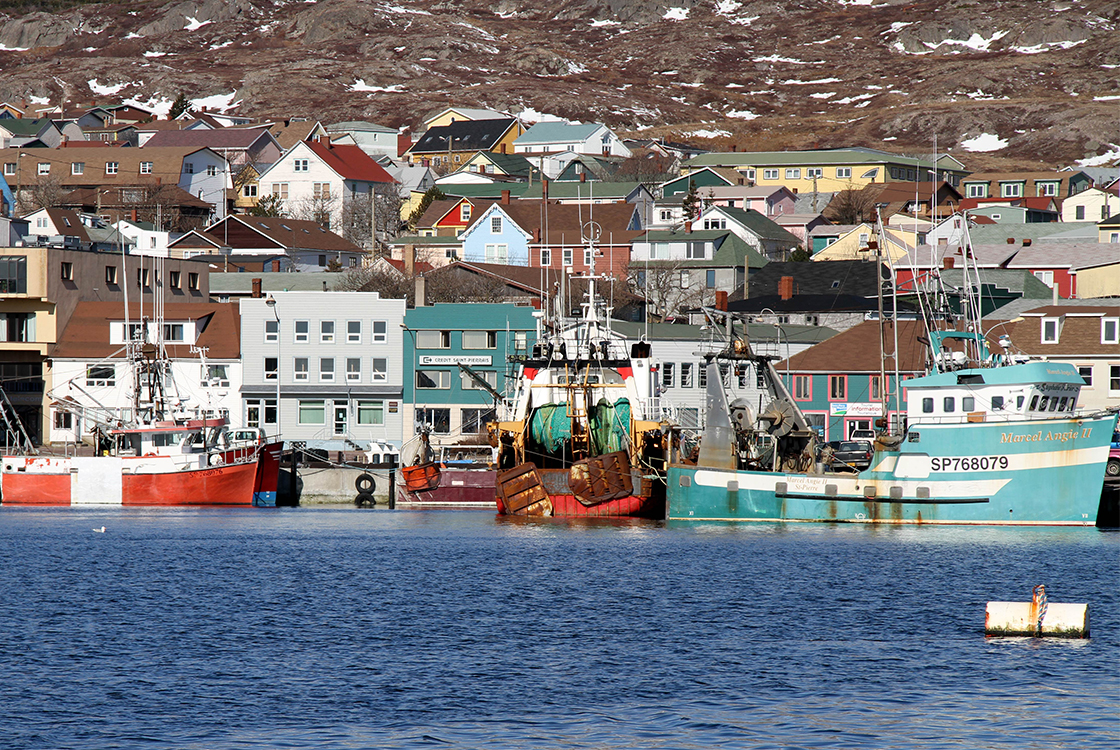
[985,585,1089,638]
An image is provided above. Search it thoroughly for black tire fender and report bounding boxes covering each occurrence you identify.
[355,473,375,493]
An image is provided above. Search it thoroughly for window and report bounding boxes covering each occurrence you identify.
[139,161,153,175]
[794,375,811,400]
[265,357,278,380]
[358,401,385,426]
[201,365,229,387]
[320,320,335,343]
[462,330,497,349]
[188,273,199,291]
[294,320,309,342]
[169,270,180,289]
[829,375,846,400]
[137,268,151,288]
[0,256,26,294]
[706,269,716,288]
[685,241,705,259]
[460,204,472,222]
[806,168,823,179]
[243,184,258,198]
[37,162,49,176]
[662,362,674,388]
[858,233,869,247]
[649,242,669,260]
[698,364,707,388]
[943,397,956,413]
[162,323,184,342]
[659,209,673,221]
[484,244,508,263]
[563,248,573,266]
[990,213,1001,220]
[1110,365,1120,393]
[922,397,934,413]
[461,370,498,390]
[540,249,551,266]
[271,183,289,199]
[346,358,361,381]
[206,165,217,177]
[319,357,335,382]
[461,407,495,434]
[836,167,851,179]
[318,255,326,267]
[416,330,450,348]
[1075,205,1085,220]
[299,400,325,425]
[491,215,503,234]
[416,370,451,389]
[681,362,693,388]
[347,320,361,343]
[184,162,194,174]
[265,319,278,342]
[1101,318,1118,345]
[1037,182,1057,197]
[1001,182,1023,198]
[71,162,84,176]
[294,358,309,381]
[679,270,690,289]
[105,161,119,175]
[869,375,881,400]
[966,183,987,199]
[54,410,72,429]
[962,396,975,412]
[584,248,592,267]
[785,168,801,179]
[763,168,779,180]
[60,262,72,281]
[992,396,1005,410]
[294,159,309,172]
[1041,317,1060,343]
[372,320,386,343]
[86,365,115,387]
[1033,270,1054,288]
[703,218,726,231]
[415,407,450,434]
[372,358,387,382]
[2,163,13,175]
[105,265,118,285]
[313,183,331,200]
[1078,366,1093,387]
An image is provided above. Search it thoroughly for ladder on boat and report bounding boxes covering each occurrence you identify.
[0,385,37,455]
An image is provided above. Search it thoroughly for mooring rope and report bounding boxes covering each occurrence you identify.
[1032,584,1048,636]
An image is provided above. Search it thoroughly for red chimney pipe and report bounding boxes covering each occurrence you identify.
[500,189,510,204]
[779,275,794,301]
[943,256,955,269]
[251,278,262,298]
[715,290,728,311]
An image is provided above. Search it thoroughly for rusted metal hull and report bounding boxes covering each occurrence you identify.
[668,413,1118,526]
[397,468,497,508]
[496,461,665,519]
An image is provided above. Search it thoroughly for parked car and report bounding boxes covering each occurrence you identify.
[825,440,874,471]
[850,429,875,440]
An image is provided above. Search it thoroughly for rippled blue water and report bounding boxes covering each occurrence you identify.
[0,507,1116,749]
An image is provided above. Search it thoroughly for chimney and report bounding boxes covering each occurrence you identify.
[415,275,427,307]
[404,244,415,276]
[580,172,586,183]
[533,227,541,242]
[685,222,692,234]
[251,277,262,298]
[715,290,728,311]
[542,177,549,201]
[531,297,542,310]
[779,275,794,301]
[501,189,510,204]
[130,209,137,222]
[322,281,328,291]
[1052,281,1059,305]
[731,144,737,152]
[500,143,507,154]
[943,256,954,269]
[422,157,430,168]
[743,258,750,299]
[272,259,280,272]
[1006,237,1015,244]
[737,178,744,186]
[1022,238,1032,246]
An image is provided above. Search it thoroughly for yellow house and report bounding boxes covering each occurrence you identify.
[1098,213,1120,244]
[1071,258,1120,299]
[405,118,524,169]
[812,223,915,263]
[420,107,510,131]
[683,147,968,195]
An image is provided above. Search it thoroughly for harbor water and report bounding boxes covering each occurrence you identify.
[1,507,1117,749]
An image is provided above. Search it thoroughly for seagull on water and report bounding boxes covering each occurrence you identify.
[93,526,106,533]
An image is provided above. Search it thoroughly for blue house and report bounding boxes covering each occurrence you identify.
[458,203,532,266]
[777,319,930,441]
[403,302,538,445]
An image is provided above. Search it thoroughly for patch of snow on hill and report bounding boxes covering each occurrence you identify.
[781,77,841,85]
[0,43,30,51]
[664,8,690,21]
[960,133,1008,152]
[727,109,759,120]
[687,129,732,138]
[143,51,167,57]
[515,107,575,124]
[924,31,1008,52]
[352,80,404,92]
[1011,39,1085,54]
[124,95,172,118]
[184,17,212,32]
[1076,145,1120,167]
[715,0,741,13]
[590,20,621,27]
[755,55,822,65]
[89,79,131,96]
[191,92,241,112]
[1093,95,1120,101]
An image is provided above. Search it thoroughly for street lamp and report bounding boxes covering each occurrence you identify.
[756,307,788,382]
[265,295,280,439]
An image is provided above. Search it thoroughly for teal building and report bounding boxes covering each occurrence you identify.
[403,303,538,444]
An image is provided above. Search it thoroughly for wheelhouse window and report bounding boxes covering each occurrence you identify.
[662,362,674,388]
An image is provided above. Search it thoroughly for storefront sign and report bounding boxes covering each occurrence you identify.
[418,355,492,366]
[830,402,883,417]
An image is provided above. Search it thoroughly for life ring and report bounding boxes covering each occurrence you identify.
[354,492,375,507]
[209,454,224,466]
[355,473,375,493]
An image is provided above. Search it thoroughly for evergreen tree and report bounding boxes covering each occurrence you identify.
[407,186,447,230]
[169,92,191,120]
[682,181,700,224]
[248,193,285,217]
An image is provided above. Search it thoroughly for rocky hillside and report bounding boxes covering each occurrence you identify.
[0,0,1117,169]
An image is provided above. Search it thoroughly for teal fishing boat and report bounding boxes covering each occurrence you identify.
[668,353,1116,525]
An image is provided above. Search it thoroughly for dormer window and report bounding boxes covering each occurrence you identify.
[1102,317,1119,345]
[1041,317,1060,344]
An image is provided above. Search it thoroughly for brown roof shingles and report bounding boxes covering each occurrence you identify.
[53,302,240,360]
